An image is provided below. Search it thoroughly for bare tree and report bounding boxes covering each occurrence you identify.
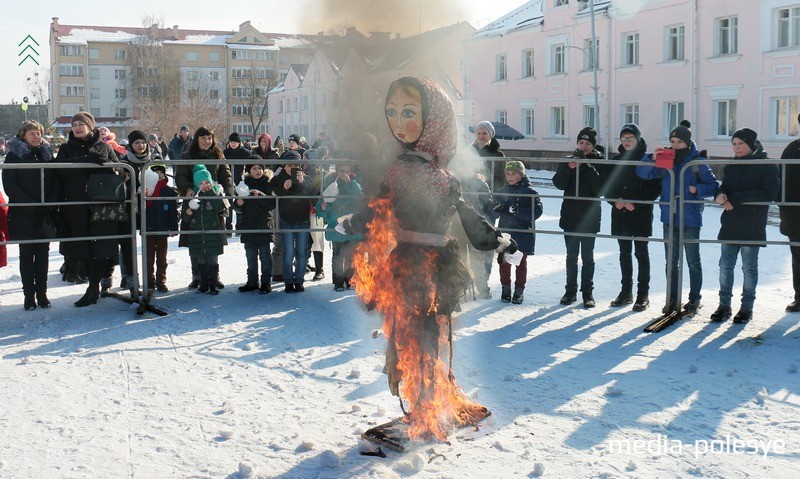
[25,68,50,105]
[228,58,280,139]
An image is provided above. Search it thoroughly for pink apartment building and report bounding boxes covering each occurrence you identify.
[465,0,800,159]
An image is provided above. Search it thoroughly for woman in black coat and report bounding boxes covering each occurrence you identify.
[1,120,60,310]
[780,116,800,312]
[55,112,121,307]
[471,120,505,192]
[604,124,661,311]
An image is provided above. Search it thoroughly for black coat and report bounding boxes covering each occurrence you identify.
[224,145,252,185]
[472,138,505,190]
[55,131,121,260]
[718,145,780,244]
[605,140,661,237]
[272,166,318,224]
[552,150,605,233]
[780,139,800,239]
[145,179,179,233]
[175,149,233,196]
[495,176,543,254]
[2,137,59,240]
[235,173,276,243]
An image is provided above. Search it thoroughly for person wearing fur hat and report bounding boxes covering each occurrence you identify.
[780,113,800,312]
[493,161,543,304]
[553,126,606,308]
[709,129,780,324]
[234,157,277,293]
[175,126,233,289]
[144,163,179,292]
[2,120,60,310]
[636,120,719,315]
[182,165,228,294]
[603,124,661,311]
[55,111,122,307]
[471,120,506,191]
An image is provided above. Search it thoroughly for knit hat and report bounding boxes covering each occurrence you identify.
[180,125,190,133]
[288,133,301,144]
[147,133,159,142]
[577,126,597,145]
[732,128,758,152]
[619,123,641,141]
[193,164,213,188]
[505,160,526,176]
[246,154,264,173]
[127,130,147,144]
[476,120,496,138]
[669,121,692,147]
[282,149,302,161]
[150,163,167,173]
[71,112,95,130]
[228,132,242,143]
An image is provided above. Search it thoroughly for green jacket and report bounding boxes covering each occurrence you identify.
[182,189,227,257]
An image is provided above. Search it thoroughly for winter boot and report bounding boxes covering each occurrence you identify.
[786,300,800,313]
[74,285,100,307]
[560,288,577,305]
[65,259,87,284]
[209,265,220,295]
[294,282,305,292]
[36,290,51,309]
[24,293,36,311]
[312,251,325,281]
[500,285,512,303]
[259,281,271,294]
[197,264,209,293]
[100,277,112,297]
[710,305,732,322]
[733,309,752,324]
[582,292,596,309]
[610,291,633,307]
[239,279,258,292]
[511,289,524,305]
[632,293,650,312]
[285,282,295,293]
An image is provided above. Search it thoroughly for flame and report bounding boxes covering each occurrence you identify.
[353,196,488,443]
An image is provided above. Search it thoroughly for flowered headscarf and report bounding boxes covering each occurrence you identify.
[385,77,456,167]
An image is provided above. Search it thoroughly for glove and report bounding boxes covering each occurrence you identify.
[235,181,250,197]
[506,238,518,255]
[335,214,354,235]
[188,198,200,210]
[497,252,505,266]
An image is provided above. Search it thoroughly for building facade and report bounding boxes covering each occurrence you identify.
[465,0,800,158]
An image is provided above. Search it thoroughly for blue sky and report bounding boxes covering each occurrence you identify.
[0,0,530,104]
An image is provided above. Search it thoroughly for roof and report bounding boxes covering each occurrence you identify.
[367,22,473,73]
[471,1,543,39]
[55,24,234,44]
[51,116,133,128]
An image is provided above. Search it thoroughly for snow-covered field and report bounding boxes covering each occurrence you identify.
[1,171,799,479]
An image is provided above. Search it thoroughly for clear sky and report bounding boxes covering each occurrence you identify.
[0,0,532,104]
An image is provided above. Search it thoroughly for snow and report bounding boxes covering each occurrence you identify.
[1,169,800,478]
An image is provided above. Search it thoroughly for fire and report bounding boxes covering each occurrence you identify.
[353,196,488,443]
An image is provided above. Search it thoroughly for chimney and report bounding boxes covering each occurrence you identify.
[346,26,357,37]
[172,25,179,40]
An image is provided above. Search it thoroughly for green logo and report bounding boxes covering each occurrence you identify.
[18,34,40,66]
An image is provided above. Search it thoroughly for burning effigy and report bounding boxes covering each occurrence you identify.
[338,77,517,449]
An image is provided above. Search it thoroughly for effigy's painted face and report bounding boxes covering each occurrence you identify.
[385,86,422,144]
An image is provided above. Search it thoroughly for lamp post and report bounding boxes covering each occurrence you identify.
[565,0,601,155]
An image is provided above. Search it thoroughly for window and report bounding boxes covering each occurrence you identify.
[232,105,252,116]
[583,38,599,70]
[115,49,126,60]
[60,65,83,76]
[294,98,298,111]
[231,68,252,78]
[231,87,250,98]
[115,108,128,117]
[301,96,308,110]
[583,104,596,129]
[278,100,284,113]
[771,96,800,137]
[233,124,254,134]
[320,92,327,107]
[136,67,159,77]
[713,99,737,136]
[522,108,535,137]
[232,50,252,60]
[554,0,568,6]
[209,71,221,81]
[715,16,738,55]
[663,102,685,136]
[550,43,565,74]
[495,54,507,81]
[522,49,535,78]
[623,32,639,66]
[622,104,639,125]
[777,6,800,48]
[665,25,685,61]
[61,85,85,96]
[115,89,127,99]
[89,68,100,80]
[59,45,83,56]
[551,106,566,136]
[90,108,101,116]
[186,71,199,81]
[59,104,83,116]
[89,48,100,60]
[255,50,275,61]
[186,51,198,62]
[114,69,126,80]
[90,88,100,99]
[210,52,220,62]
[137,85,156,96]
[496,109,508,125]
[210,89,220,100]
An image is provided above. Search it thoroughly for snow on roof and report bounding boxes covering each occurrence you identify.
[471,1,543,39]
[163,34,227,46]
[59,28,139,44]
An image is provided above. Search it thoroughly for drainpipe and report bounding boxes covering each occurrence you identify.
[691,0,699,128]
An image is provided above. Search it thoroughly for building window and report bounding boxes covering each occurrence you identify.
[232,105,252,116]
[715,16,738,55]
[496,109,508,125]
[137,85,155,96]
[60,65,83,76]
[777,6,800,48]
[255,50,275,61]
[115,89,127,99]
[186,51,198,62]
[89,48,99,60]
[115,108,128,117]
[59,104,83,116]
[114,69,126,80]
[59,45,83,56]
[320,92,327,107]
[210,89,220,100]
[771,96,800,137]
[664,102,685,136]
[210,52,220,62]
[233,124,254,135]
[582,38,599,70]
[550,43,566,74]
[583,104,596,129]
[232,68,252,78]
[294,98,298,111]
[89,68,100,80]
[90,88,100,99]
[495,54,507,81]
[301,96,309,110]
[551,106,566,136]
[522,108,535,137]
[114,49,126,60]
[232,50,252,60]
[622,104,639,125]
[278,100,284,113]
[209,71,221,81]
[231,87,251,98]
[665,25,685,61]
[713,99,737,136]
[61,85,85,96]
[622,32,639,66]
[554,0,568,6]
[522,49,535,78]
[90,108,101,116]
[185,71,199,82]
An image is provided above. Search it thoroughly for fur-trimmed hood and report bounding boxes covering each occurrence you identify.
[7,136,53,161]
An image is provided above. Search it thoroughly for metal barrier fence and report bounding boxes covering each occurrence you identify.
[2,155,800,315]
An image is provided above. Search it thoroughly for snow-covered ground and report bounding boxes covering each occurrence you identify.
[1,170,799,479]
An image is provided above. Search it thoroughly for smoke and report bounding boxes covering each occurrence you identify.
[294,0,473,36]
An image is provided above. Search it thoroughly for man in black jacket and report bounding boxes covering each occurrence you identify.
[780,114,800,312]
